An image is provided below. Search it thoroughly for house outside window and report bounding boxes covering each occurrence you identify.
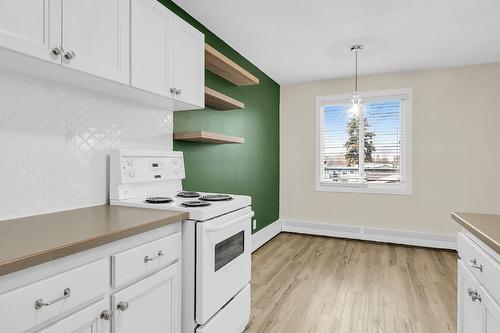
[315,89,412,194]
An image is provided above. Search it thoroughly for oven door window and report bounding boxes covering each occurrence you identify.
[214,231,244,272]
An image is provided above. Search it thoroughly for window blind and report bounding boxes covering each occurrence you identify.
[319,97,405,186]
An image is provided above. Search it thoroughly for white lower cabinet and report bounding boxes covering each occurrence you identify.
[458,261,483,333]
[0,224,181,333]
[112,262,181,333]
[38,299,111,333]
[458,231,500,333]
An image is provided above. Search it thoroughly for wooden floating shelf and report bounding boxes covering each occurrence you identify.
[205,87,244,111]
[205,43,259,86]
[174,131,245,144]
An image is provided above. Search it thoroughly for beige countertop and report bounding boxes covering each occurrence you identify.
[452,212,500,255]
[0,205,188,277]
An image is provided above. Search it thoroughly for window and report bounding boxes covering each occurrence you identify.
[315,89,412,194]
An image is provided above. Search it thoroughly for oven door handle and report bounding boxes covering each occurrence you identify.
[204,212,254,233]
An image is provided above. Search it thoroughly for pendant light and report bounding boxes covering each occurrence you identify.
[349,44,364,113]
[349,44,366,178]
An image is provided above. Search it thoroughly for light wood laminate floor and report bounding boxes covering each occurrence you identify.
[245,233,457,333]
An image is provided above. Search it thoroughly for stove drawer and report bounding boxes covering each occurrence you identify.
[196,284,250,333]
[0,259,108,333]
[112,232,181,287]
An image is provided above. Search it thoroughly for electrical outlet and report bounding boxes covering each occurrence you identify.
[438,220,445,231]
[253,220,257,230]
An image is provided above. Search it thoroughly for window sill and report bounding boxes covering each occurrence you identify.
[316,183,412,195]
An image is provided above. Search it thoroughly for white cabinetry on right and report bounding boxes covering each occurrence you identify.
[457,231,500,333]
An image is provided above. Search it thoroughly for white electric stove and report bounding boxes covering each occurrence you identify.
[109,149,253,333]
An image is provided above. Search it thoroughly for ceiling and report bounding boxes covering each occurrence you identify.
[173,0,500,85]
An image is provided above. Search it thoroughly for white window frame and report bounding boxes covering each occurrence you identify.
[315,88,412,195]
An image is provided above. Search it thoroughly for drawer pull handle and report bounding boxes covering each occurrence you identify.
[144,250,164,263]
[35,288,71,309]
[469,259,483,272]
[468,288,482,302]
[117,301,129,311]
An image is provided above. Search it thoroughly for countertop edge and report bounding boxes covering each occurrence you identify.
[451,212,500,255]
[0,211,188,277]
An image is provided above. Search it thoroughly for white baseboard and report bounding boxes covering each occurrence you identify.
[251,219,282,252]
[281,219,457,250]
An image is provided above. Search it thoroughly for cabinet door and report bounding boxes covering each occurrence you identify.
[458,260,481,333]
[130,0,174,97]
[172,17,204,108]
[61,0,130,83]
[481,286,500,333]
[0,0,61,63]
[39,299,111,333]
[112,263,181,333]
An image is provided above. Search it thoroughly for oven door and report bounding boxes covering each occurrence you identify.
[196,206,253,325]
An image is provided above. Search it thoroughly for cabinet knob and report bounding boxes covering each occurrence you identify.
[170,88,176,96]
[51,46,64,56]
[100,310,113,320]
[176,89,182,96]
[64,50,76,60]
[117,301,129,311]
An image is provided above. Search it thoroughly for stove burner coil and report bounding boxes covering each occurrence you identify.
[177,191,201,198]
[200,194,233,201]
[181,201,212,207]
[144,197,173,204]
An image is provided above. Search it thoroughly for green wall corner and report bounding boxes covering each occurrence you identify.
[159,1,280,233]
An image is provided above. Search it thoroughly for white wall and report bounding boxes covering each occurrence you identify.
[0,69,173,220]
[280,63,500,236]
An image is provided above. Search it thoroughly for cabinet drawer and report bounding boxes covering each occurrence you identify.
[112,232,181,287]
[0,259,108,333]
[458,232,500,298]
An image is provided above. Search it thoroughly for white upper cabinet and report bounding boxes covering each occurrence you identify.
[131,0,204,108]
[0,0,204,110]
[0,0,61,63]
[61,0,130,83]
[173,18,204,108]
[130,0,174,97]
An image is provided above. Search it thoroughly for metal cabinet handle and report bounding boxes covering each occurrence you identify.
[35,288,71,309]
[467,288,482,302]
[51,46,64,56]
[469,259,483,272]
[144,250,164,263]
[117,301,129,311]
[170,88,177,96]
[176,89,181,96]
[100,309,113,320]
[64,50,76,60]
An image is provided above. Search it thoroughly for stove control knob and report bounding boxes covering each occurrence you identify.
[127,169,136,178]
[126,159,134,167]
[173,159,180,166]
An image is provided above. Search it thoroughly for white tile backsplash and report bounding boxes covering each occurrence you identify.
[0,69,173,220]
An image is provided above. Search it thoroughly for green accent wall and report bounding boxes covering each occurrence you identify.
[159,1,280,233]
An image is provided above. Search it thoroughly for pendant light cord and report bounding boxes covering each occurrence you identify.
[355,48,358,93]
